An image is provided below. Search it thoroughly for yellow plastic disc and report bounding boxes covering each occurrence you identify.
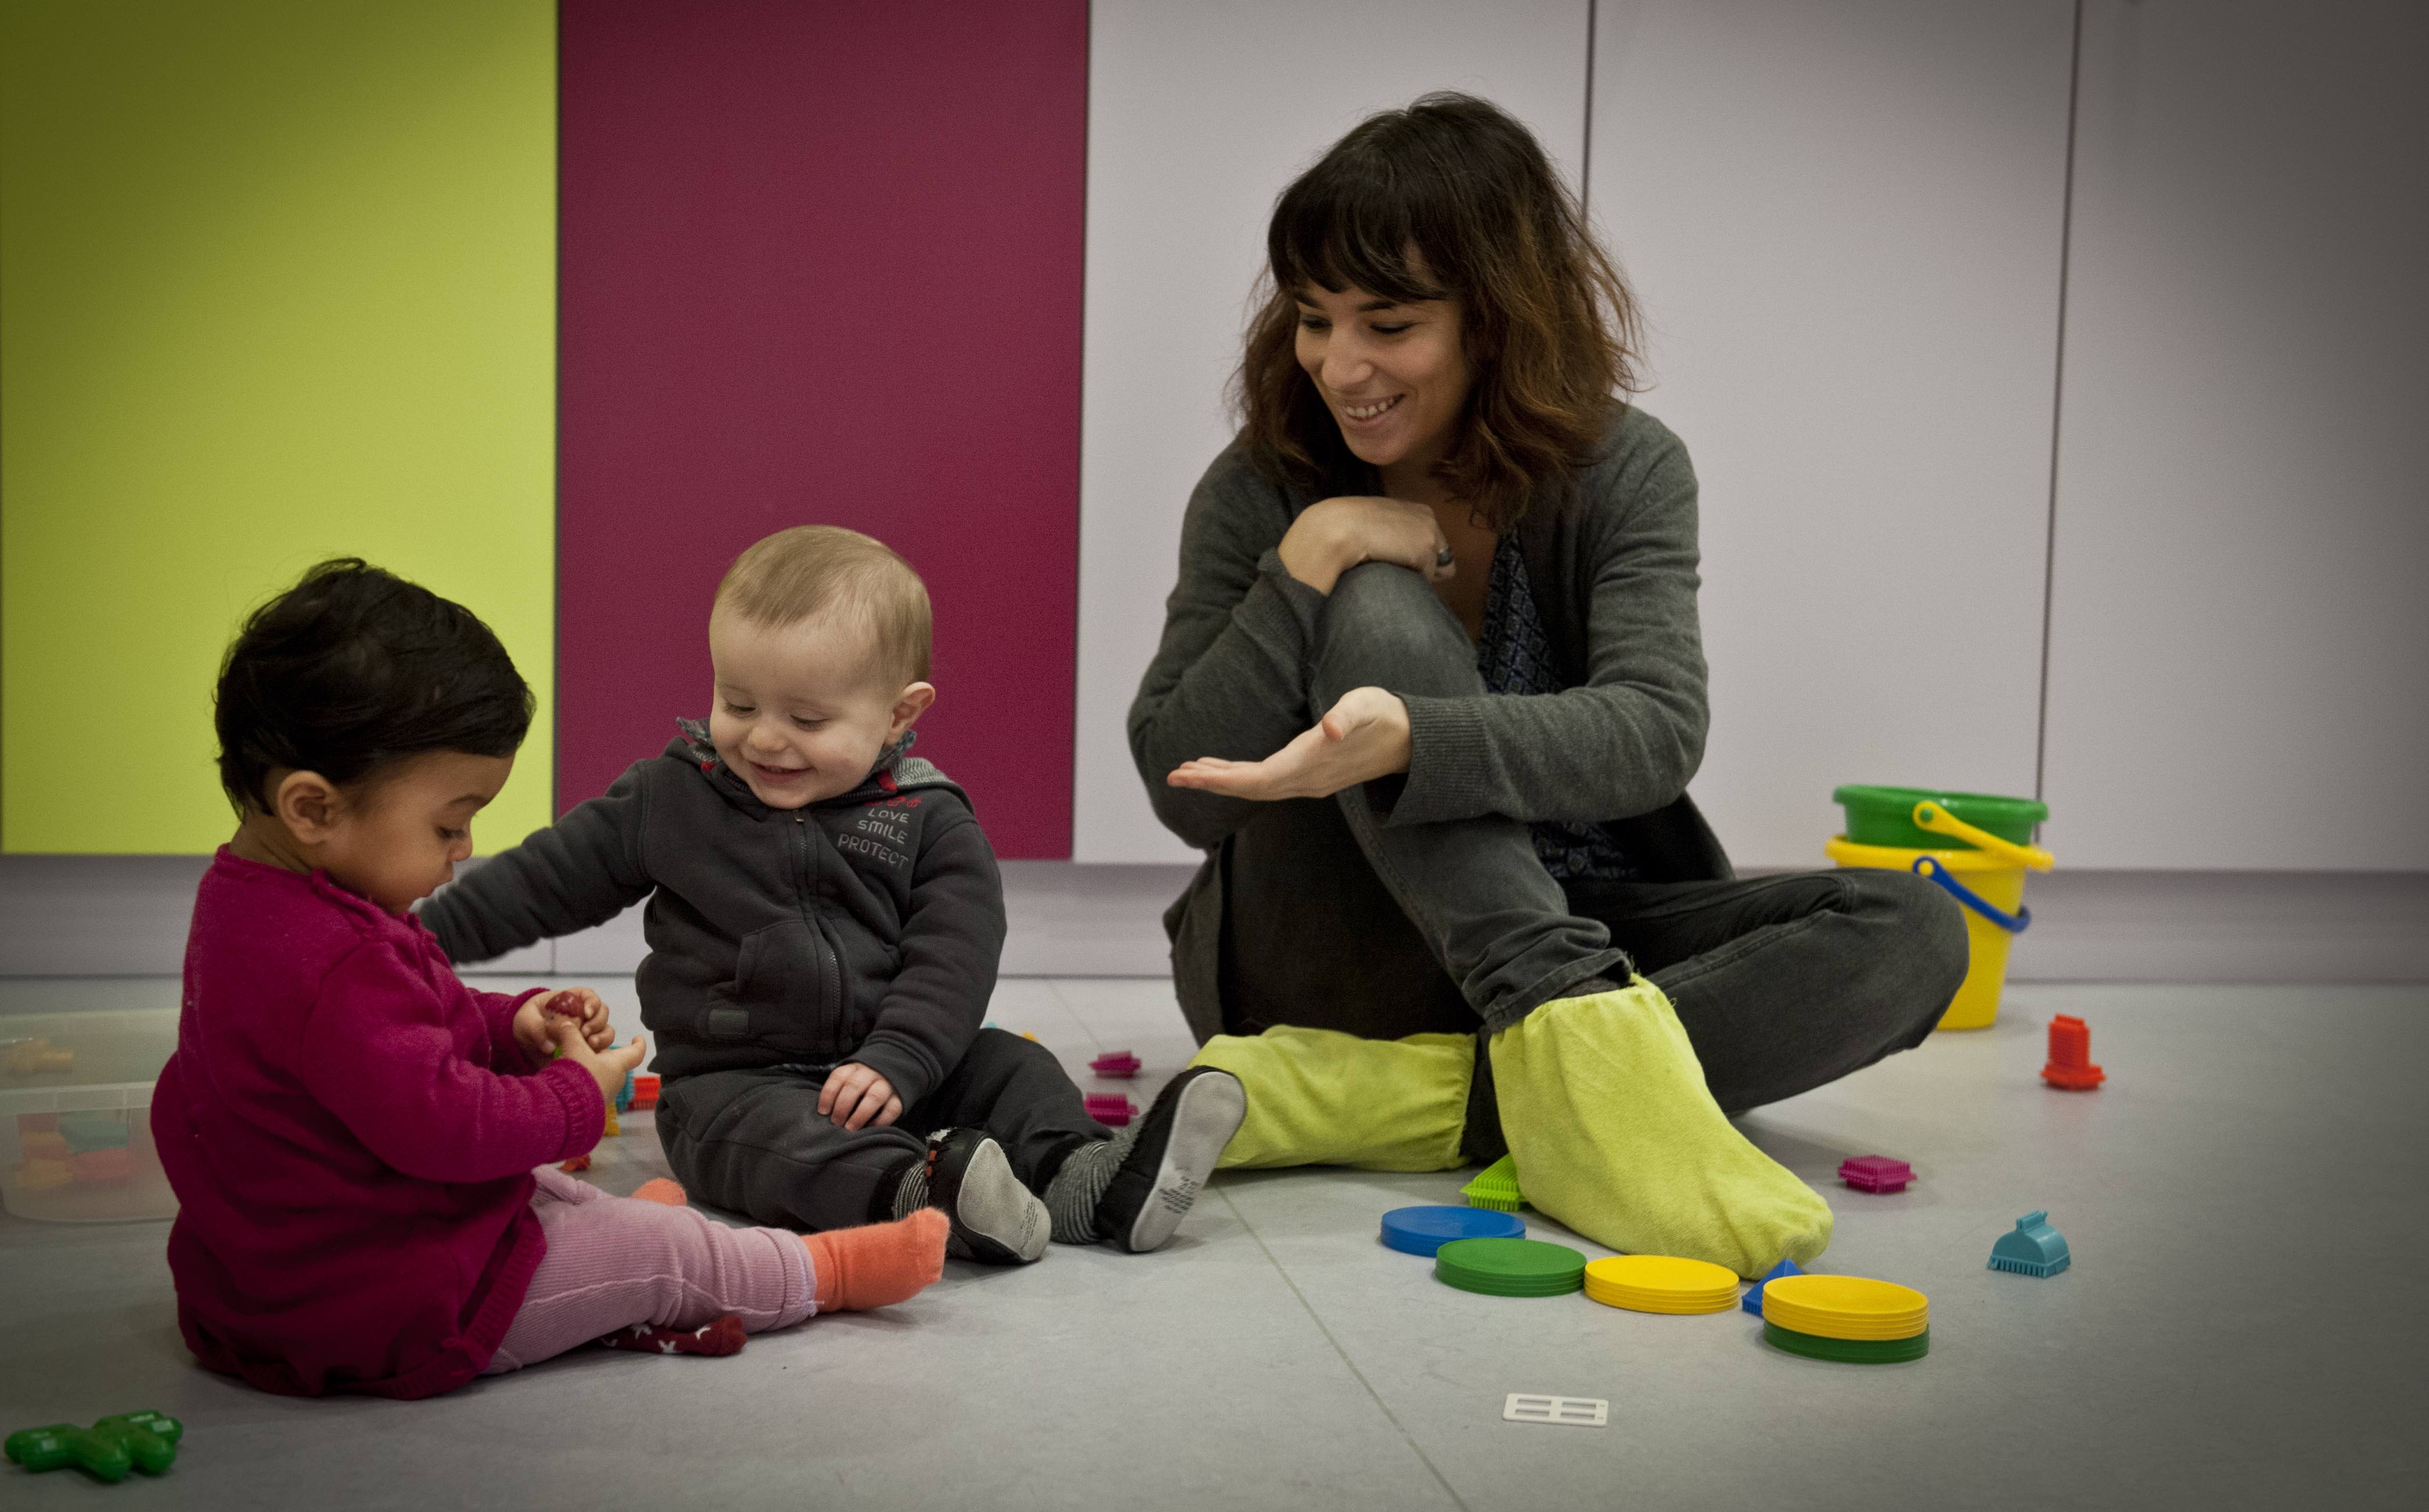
[1759,1309,1928,1340]
[1762,1293,1929,1338]
[1586,1290,1736,1315]
[1581,1255,1740,1315]
[1586,1255,1740,1294]
[1761,1275,1928,1340]
[1584,1280,1739,1307]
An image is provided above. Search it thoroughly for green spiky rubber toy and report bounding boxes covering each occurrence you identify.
[6,1412,182,1482]
[1462,1155,1525,1212]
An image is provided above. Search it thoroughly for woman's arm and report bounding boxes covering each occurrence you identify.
[1132,451,1467,844]
[1127,452,1338,848]
[1157,413,1709,826]
[1390,416,1709,826]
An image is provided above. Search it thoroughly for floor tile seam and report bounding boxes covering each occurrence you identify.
[1214,1185,1473,1512]
[1038,978,1113,1054]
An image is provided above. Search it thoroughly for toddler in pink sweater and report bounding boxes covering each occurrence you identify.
[153,559,947,1398]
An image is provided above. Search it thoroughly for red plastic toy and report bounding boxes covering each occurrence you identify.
[1837,1155,1913,1193]
[1084,1093,1135,1127]
[630,1074,661,1110]
[69,1149,135,1185]
[558,1153,593,1173]
[1089,1051,1140,1078]
[2041,1014,2106,1090]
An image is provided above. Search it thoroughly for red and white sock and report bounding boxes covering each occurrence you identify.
[595,1315,748,1357]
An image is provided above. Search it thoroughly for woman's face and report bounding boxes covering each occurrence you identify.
[1292,282,1473,485]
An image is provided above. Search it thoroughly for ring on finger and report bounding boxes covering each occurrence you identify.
[1434,546,1455,568]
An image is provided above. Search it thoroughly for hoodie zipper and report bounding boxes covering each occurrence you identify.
[792,812,841,1048]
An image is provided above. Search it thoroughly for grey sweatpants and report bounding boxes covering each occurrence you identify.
[653,1028,1105,1233]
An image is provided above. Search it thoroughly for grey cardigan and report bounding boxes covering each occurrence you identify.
[1128,404,1730,1042]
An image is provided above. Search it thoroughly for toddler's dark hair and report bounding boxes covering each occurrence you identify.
[214,559,534,814]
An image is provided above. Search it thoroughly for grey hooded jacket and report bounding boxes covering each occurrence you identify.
[420,725,1003,1104]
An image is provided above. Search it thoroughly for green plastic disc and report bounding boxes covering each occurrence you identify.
[1433,1237,1586,1297]
[1762,1321,1931,1363]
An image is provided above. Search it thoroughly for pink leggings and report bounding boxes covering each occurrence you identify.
[484,1167,818,1374]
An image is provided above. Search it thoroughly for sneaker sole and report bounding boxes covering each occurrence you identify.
[949,1137,1050,1264]
[1120,1070,1246,1254]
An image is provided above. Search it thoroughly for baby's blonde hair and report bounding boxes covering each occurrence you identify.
[714,526,931,686]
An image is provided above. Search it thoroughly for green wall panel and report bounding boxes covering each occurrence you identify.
[2,0,556,854]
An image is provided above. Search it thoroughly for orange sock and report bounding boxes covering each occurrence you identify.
[803,1207,948,1312]
[632,1178,688,1207]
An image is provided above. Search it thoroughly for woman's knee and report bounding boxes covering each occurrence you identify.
[1845,869,1972,1024]
[1320,562,1474,695]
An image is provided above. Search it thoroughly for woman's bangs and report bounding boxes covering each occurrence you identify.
[1269,167,1447,305]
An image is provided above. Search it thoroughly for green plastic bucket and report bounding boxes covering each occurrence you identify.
[1832,786,2047,851]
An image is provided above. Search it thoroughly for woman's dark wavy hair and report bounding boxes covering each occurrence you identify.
[1236,92,1644,530]
[214,559,534,813]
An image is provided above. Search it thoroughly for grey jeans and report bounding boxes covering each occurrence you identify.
[1220,561,1971,1129]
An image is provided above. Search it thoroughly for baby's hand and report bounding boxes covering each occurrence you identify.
[546,1016,647,1110]
[515,988,616,1060]
[550,987,617,1050]
[819,1063,902,1132]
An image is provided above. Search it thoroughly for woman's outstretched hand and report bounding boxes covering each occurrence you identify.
[1278,496,1453,595]
[1167,686,1412,801]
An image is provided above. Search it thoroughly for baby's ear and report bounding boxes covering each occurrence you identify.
[274,770,344,842]
[890,682,937,733]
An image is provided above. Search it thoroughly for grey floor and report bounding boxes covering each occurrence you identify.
[2,975,2422,1510]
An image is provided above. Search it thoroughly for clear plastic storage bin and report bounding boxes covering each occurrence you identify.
[1,1009,179,1222]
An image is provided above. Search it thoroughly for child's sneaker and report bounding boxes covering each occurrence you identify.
[924,1128,1049,1263]
[1093,1068,1247,1253]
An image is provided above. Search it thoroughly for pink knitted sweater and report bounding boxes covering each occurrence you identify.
[153,850,603,1398]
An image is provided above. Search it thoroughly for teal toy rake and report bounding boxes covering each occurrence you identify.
[1988,1211,2071,1277]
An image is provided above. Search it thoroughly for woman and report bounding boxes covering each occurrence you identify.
[1128,94,1968,1277]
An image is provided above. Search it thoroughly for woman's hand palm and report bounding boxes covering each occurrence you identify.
[1167,686,1411,802]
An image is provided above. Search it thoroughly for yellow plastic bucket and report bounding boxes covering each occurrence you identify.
[1825,835,2028,1031]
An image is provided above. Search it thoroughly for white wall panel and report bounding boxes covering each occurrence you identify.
[1589,2,2075,868]
[1074,0,1592,862]
[2041,0,2429,868]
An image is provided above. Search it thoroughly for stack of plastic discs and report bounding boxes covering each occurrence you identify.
[1581,1255,1741,1315]
[1434,1237,1586,1297]
[1759,1275,1930,1362]
[1380,1205,1525,1257]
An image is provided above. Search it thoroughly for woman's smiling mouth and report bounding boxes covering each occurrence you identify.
[1338,394,1404,423]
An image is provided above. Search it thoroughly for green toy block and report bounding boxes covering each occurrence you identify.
[5,1411,182,1482]
[6,1425,128,1482]
[95,1413,182,1475]
[57,1109,133,1154]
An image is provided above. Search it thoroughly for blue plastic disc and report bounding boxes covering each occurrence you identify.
[1380,1205,1526,1257]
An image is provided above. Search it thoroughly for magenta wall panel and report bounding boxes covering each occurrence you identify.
[558,0,1085,856]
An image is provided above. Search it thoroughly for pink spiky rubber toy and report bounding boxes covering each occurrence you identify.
[1837,1155,1914,1193]
[1089,1051,1140,1078]
[1084,1093,1135,1127]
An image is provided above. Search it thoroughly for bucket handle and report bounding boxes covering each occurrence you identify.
[1910,801,2054,870]
[1913,855,2032,934]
